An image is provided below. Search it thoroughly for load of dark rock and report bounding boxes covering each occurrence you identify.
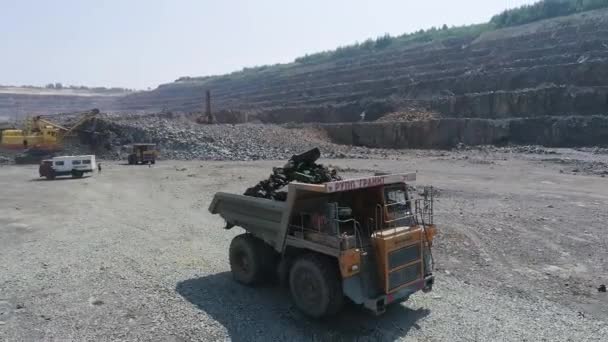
[244,148,341,201]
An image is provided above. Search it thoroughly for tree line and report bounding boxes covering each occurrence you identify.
[491,0,608,28]
[294,0,608,65]
[294,23,489,64]
[172,0,608,81]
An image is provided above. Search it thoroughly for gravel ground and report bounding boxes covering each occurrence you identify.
[0,152,607,341]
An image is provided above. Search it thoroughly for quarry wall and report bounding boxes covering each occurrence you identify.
[322,116,608,148]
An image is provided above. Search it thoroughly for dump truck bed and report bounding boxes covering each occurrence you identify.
[209,173,417,253]
[209,192,288,251]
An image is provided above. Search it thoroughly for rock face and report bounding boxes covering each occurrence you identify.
[111,9,608,125]
[15,111,606,165]
[323,116,608,149]
[0,92,120,118]
[430,86,608,119]
[2,10,608,149]
[2,9,608,126]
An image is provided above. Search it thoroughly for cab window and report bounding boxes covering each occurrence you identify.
[384,184,410,215]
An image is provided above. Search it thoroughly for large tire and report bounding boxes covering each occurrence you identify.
[46,171,56,180]
[128,155,135,165]
[289,254,344,318]
[72,170,83,178]
[229,234,276,286]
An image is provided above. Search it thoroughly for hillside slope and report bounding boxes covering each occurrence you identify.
[115,8,608,123]
[2,8,608,125]
[0,87,122,119]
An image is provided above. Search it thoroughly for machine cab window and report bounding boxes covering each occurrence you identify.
[383,184,412,227]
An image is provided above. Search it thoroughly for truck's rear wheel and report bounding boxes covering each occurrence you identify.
[229,234,275,285]
[72,171,83,178]
[289,254,344,318]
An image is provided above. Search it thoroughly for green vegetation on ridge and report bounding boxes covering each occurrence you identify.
[295,0,608,65]
[294,23,490,64]
[175,0,608,84]
[0,84,134,94]
[491,0,608,28]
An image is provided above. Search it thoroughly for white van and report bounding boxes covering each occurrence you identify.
[39,155,97,180]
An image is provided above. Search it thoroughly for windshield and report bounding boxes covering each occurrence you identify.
[383,184,413,226]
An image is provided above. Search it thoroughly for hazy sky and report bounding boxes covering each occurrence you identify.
[1,0,537,89]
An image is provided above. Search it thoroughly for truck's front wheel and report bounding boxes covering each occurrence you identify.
[229,234,274,285]
[289,254,344,318]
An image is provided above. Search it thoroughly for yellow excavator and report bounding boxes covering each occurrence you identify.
[0,109,99,152]
[1,109,100,164]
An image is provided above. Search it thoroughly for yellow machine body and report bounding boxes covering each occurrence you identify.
[372,226,429,293]
[0,126,60,150]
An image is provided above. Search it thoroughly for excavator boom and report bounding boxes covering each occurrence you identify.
[60,109,99,139]
[33,117,68,132]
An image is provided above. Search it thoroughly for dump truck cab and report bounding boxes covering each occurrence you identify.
[127,143,158,165]
[209,173,436,317]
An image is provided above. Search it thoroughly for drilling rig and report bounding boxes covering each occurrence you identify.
[196,90,215,124]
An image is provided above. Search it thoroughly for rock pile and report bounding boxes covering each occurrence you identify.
[77,114,392,161]
[452,143,561,155]
[244,148,341,201]
[376,108,439,122]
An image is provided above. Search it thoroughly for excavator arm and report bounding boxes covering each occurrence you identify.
[32,117,68,132]
[56,109,100,142]
[61,109,99,136]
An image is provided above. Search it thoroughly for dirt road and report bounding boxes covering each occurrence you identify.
[1,152,607,341]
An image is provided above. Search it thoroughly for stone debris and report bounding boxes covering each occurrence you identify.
[60,113,385,162]
[453,143,559,155]
[244,148,341,201]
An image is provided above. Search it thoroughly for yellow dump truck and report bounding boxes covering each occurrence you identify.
[209,173,436,317]
[127,143,158,165]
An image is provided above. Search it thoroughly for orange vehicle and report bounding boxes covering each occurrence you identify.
[209,173,436,317]
[127,143,158,165]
